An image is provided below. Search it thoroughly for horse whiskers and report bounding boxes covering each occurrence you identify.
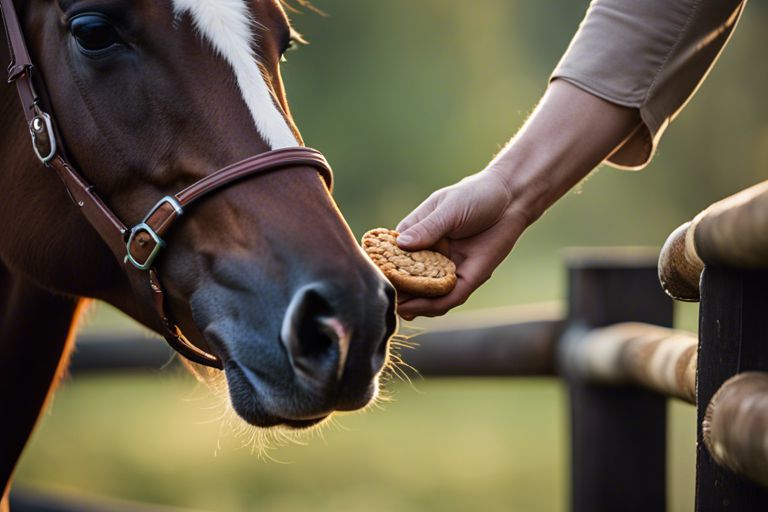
[379,329,422,387]
[177,359,341,459]
[384,353,418,384]
[173,325,425,458]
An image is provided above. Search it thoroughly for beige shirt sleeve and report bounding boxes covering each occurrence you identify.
[551,0,747,169]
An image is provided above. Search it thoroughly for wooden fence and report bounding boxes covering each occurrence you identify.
[16,181,768,511]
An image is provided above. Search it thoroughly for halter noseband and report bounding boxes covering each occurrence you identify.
[0,0,334,369]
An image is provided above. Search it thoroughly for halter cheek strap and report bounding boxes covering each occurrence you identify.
[1,0,334,369]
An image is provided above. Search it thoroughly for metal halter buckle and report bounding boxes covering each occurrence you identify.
[124,196,184,271]
[7,63,28,83]
[29,108,57,164]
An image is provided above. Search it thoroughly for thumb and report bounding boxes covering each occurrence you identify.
[397,209,451,250]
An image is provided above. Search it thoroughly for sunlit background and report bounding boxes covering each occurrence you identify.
[15,1,768,511]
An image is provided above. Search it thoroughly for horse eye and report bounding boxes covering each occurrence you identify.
[69,14,123,54]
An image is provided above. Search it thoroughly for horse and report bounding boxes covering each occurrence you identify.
[0,0,397,506]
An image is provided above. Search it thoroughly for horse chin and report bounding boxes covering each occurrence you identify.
[281,416,331,430]
[221,361,378,430]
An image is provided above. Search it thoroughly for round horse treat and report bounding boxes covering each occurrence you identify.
[362,228,457,297]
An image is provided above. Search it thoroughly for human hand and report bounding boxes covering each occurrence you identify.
[395,170,530,319]
[394,80,641,319]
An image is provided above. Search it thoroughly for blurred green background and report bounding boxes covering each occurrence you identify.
[15,1,768,511]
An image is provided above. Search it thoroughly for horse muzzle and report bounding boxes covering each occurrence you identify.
[197,271,397,428]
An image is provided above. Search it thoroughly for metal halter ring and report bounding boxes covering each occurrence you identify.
[124,196,184,271]
[29,108,57,165]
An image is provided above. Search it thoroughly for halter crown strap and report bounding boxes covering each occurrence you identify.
[0,1,334,369]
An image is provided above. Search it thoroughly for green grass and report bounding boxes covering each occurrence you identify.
[16,370,697,511]
[17,376,563,512]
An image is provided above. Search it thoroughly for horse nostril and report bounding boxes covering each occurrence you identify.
[282,285,349,386]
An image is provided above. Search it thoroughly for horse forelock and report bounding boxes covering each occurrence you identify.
[171,0,299,150]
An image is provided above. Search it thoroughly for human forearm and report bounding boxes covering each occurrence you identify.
[396,81,641,318]
[395,0,743,320]
[487,79,642,226]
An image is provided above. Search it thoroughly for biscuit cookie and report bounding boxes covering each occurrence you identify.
[361,228,457,297]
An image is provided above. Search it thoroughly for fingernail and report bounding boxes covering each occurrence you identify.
[397,232,414,245]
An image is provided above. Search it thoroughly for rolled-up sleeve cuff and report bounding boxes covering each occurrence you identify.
[551,0,746,170]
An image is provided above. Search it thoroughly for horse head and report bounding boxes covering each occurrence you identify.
[4,0,396,429]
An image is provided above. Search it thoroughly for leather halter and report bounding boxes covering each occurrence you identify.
[0,0,334,369]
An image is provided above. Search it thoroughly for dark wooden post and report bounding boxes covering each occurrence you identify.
[695,268,768,511]
[562,251,674,512]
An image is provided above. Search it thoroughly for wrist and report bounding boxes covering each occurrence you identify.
[484,80,641,225]
[483,145,555,227]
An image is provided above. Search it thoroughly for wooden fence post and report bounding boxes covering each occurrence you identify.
[695,268,768,511]
[562,251,674,512]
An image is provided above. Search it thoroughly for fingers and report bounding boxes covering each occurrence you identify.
[396,291,414,304]
[396,192,438,233]
[397,209,453,251]
[396,193,438,233]
[396,284,471,321]
[395,216,527,319]
[396,254,492,320]
[396,191,453,250]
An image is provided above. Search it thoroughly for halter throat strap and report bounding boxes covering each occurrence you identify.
[0,0,334,369]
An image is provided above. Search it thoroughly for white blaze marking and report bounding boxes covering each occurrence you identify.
[172,0,299,149]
